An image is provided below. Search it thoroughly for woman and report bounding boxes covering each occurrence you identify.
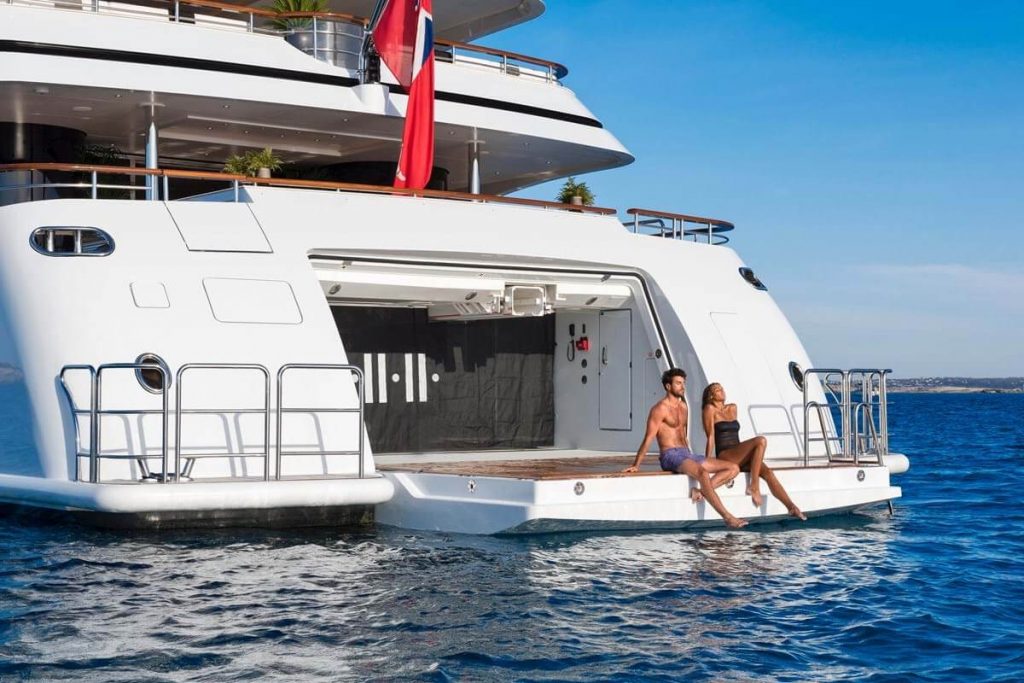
[701,383,806,520]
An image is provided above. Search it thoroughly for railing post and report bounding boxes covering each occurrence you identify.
[802,379,810,467]
[90,171,97,200]
[501,54,508,74]
[632,212,638,234]
[161,368,169,482]
[841,371,851,460]
[248,11,254,32]
[880,370,890,455]
[356,368,365,479]
[707,221,713,244]
[174,0,179,23]
[233,180,240,202]
[162,175,169,201]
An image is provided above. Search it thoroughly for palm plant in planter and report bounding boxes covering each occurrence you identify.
[271,0,326,32]
[223,148,283,178]
[556,177,596,206]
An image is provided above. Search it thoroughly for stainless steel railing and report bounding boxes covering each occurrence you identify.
[276,363,365,480]
[59,360,367,483]
[174,363,271,481]
[801,367,891,466]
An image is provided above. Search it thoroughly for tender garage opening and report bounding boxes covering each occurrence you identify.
[332,306,555,453]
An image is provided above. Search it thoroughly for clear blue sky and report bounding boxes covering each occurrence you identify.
[501,1,1024,377]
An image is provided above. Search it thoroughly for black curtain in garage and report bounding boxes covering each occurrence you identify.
[332,307,554,453]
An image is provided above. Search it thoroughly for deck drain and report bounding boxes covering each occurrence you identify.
[574,481,585,496]
[467,479,477,493]
[857,470,866,482]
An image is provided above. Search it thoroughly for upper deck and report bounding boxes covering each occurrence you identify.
[0,0,629,194]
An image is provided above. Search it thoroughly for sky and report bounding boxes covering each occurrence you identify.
[499,0,1024,377]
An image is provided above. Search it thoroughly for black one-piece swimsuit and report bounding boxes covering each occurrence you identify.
[714,419,741,455]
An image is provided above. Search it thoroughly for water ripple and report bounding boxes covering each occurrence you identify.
[1,393,1023,680]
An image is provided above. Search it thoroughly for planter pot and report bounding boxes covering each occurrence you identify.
[257,167,272,179]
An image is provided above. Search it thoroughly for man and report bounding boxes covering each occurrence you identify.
[623,368,748,529]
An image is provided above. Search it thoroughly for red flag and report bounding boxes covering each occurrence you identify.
[372,0,435,189]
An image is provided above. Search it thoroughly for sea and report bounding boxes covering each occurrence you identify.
[1,392,1022,682]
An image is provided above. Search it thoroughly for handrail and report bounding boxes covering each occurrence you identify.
[7,0,563,79]
[801,367,891,466]
[0,163,618,215]
[436,39,568,79]
[174,363,271,482]
[59,365,97,482]
[276,364,365,480]
[626,208,735,244]
[626,208,735,230]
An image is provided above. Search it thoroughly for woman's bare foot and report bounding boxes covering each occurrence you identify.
[689,487,704,503]
[747,486,763,508]
[788,506,808,521]
[725,516,748,528]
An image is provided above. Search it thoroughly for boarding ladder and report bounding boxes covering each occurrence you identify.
[58,361,366,483]
[801,368,891,466]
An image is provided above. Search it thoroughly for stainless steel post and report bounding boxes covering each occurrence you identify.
[162,175,169,200]
[145,121,158,200]
[880,370,890,454]
[841,371,851,459]
[90,171,97,199]
[93,369,103,483]
[161,368,169,482]
[467,138,482,194]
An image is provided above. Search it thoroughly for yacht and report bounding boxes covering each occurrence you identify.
[0,0,908,532]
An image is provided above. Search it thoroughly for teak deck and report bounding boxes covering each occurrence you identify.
[377,454,866,481]
[378,456,667,480]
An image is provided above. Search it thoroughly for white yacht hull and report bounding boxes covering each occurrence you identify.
[376,455,903,535]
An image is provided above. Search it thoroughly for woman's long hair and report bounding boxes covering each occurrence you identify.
[702,383,722,408]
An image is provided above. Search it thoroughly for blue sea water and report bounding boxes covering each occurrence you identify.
[1,392,1023,681]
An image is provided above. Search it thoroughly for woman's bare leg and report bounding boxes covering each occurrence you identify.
[760,466,807,520]
[718,436,768,507]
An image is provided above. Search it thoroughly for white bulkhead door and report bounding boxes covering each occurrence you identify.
[599,309,632,430]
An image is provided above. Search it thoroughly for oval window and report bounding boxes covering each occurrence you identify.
[789,362,805,391]
[30,227,114,256]
[739,267,766,291]
[135,353,170,394]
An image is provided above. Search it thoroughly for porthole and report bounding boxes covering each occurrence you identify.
[135,353,170,394]
[739,267,766,291]
[30,227,114,257]
[789,362,805,391]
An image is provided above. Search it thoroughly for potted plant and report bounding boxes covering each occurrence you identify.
[223,148,283,178]
[272,0,327,56]
[556,177,595,206]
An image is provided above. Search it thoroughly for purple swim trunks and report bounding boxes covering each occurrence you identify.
[659,447,705,472]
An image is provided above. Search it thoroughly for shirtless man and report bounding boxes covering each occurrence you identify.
[623,368,748,529]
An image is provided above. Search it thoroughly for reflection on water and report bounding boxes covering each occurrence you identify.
[2,394,1024,681]
[1,513,906,681]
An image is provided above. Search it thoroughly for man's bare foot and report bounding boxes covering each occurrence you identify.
[689,487,704,503]
[725,516,748,529]
[789,506,808,521]
[747,486,763,508]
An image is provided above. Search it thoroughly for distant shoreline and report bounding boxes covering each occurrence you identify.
[887,386,1023,394]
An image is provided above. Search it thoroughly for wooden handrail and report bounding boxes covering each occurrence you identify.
[626,208,734,230]
[0,164,616,215]
[436,39,568,78]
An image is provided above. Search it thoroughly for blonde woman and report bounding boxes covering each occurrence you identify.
[701,383,806,520]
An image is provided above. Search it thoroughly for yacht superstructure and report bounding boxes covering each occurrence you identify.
[0,0,908,531]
